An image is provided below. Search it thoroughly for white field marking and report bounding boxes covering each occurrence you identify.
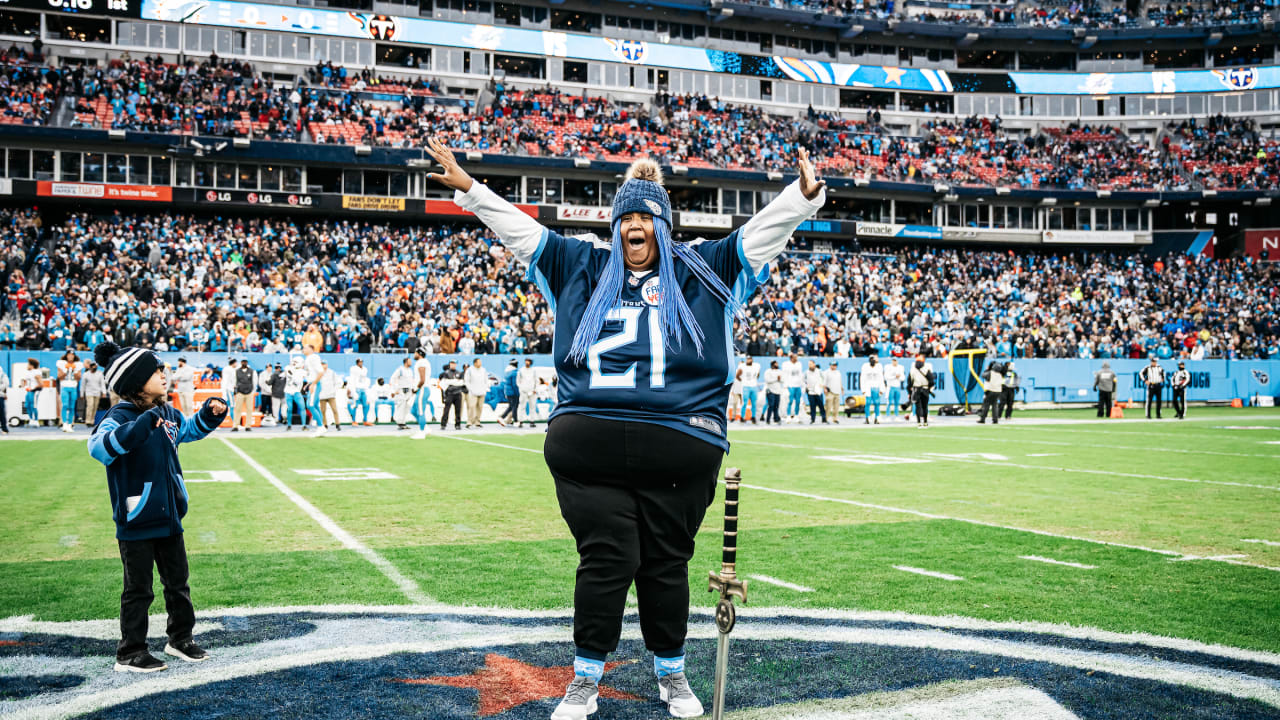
[1265,441,1280,446]
[892,432,1280,460]
[291,468,399,481]
[57,535,78,548]
[7,603,1280,669]
[219,439,431,605]
[437,434,544,454]
[1171,554,1249,562]
[739,439,1280,493]
[726,679,1081,720]
[749,574,815,593]
[13,618,1280,720]
[1218,426,1280,430]
[184,470,243,483]
[1019,555,1097,570]
[447,435,1280,574]
[1026,453,1063,457]
[923,452,1008,461]
[814,454,932,465]
[1242,538,1280,547]
[893,565,964,581]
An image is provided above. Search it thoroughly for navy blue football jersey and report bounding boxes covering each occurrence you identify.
[529,227,765,451]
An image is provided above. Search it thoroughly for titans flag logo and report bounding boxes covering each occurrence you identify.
[346,12,397,41]
[2,605,1278,718]
[1213,67,1258,91]
[605,38,649,64]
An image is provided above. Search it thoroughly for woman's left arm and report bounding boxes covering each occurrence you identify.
[739,147,827,275]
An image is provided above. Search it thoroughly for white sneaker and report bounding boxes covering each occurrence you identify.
[315,425,327,435]
[411,430,428,439]
[551,675,598,720]
[658,672,704,717]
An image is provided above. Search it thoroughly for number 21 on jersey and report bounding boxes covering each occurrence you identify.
[587,306,666,389]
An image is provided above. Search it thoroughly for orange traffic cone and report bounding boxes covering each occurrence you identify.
[1110,403,1124,419]
[1231,398,1244,408]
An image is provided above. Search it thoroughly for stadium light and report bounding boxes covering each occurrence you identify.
[943,193,959,202]
[233,138,250,149]
[108,129,126,141]
[1202,189,1217,197]
[853,177,870,187]
[672,165,689,175]
[1144,198,1161,207]
[767,171,783,181]
[932,183,949,193]
[1039,197,1058,206]
[407,158,433,168]
[355,145,372,156]
[574,158,591,168]
[466,150,483,161]
[1096,189,1111,198]
[1256,197,1272,206]
[995,186,1010,195]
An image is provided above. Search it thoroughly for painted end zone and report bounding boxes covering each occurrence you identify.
[2,606,1278,720]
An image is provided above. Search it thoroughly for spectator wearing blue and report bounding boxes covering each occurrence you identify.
[860,356,886,425]
[884,357,906,423]
[498,359,520,427]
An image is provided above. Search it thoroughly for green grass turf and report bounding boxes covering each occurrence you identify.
[1,412,1277,654]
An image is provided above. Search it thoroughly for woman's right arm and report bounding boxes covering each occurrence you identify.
[425,137,546,266]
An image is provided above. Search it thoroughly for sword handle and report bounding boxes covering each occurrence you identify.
[722,467,740,576]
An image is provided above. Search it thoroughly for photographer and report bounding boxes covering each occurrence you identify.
[907,355,935,428]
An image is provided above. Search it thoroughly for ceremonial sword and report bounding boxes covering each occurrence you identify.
[708,467,747,720]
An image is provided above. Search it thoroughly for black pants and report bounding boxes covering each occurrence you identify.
[1173,387,1187,418]
[978,391,1002,423]
[0,398,7,432]
[440,393,463,428]
[501,396,519,423]
[806,392,826,423]
[764,392,781,424]
[912,388,930,423]
[117,534,194,661]
[544,414,722,657]
[1098,390,1113,417]
[1002,388,1015,418]
[1146,384,1163,418]
[260,394,273,417]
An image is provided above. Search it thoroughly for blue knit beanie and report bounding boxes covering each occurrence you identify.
[566,159,746,366]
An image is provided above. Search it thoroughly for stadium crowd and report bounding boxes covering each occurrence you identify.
[1,209,1276,361]
[8,50,1280,191]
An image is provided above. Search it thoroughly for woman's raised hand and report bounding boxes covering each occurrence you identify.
[797,147,826,201]
[424,136,474,193]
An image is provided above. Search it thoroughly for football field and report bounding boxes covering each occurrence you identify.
[2,409,1279,719]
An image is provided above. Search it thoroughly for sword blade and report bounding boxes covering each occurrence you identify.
[711,628,731,720]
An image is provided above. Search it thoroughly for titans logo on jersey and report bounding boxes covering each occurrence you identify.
[528,227,765,451]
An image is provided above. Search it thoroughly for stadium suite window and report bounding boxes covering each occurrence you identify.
[107,155,127,184]
[130,156,149,185]
[216,162,235,189]
[563,61,588,84]
[60,152,81,183]
[47,16,110,43]
[0,11,37,37]
[238,165,257,190]
[82,153,103,183]
[495,54,543,79]
[194,161,212,187]
[32,151,53,182]
[551,10,600,31]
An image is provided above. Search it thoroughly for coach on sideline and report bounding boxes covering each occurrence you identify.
[427,136,825,719]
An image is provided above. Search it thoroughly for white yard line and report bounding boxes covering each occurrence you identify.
[1019,555,1098,570]
[219,439,432,605]
[893,565,964,581]
[737,439,1280,492]
[749,574,815,592]
[430,435,1280,574]
[896,432,1280,460]
[437,434,544,454]
[1242,538,1280,547]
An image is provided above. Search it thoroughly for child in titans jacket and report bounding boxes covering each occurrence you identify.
[88,341,228,673]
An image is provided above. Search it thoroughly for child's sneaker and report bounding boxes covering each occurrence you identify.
[550,675,599,720]
[114,651,168,673]
[164,640,209,662]
[658,672,704,717]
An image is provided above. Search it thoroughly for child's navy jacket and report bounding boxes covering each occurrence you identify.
[88,400,224,541]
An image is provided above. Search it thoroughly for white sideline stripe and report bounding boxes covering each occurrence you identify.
[1242,538,1280,547]
[736,439,1280,492]
[749,574,815,592]
[929,432,1280,460]
[440,435,1280,574]
[438,434,544,454]
[1019,555,1098,570]
[219,439,431,605]
[11,621,1280,720]
[6,603,1279,667]
[1026,453,1063,457]
[893,565,964,581]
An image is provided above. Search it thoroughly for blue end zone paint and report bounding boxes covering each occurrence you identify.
[0,614,317,659]
[0,675,85,700]
[74,638,1278,720]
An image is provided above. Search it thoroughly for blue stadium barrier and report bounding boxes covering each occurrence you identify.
[3,351,1278,407]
